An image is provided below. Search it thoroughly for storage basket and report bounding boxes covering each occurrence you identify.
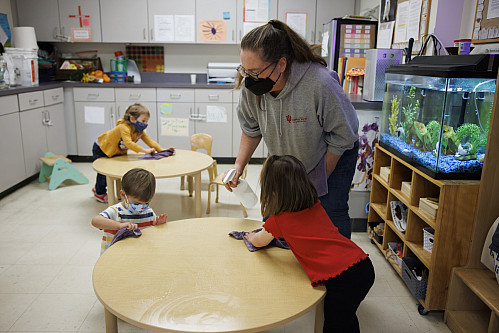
[423,227,435,253]
[401,257,428,299]
[387,242,402,267]
[109,72,126,83]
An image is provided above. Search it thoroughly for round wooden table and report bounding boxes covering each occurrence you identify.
[92,149,214,217]
[92,218,326,333]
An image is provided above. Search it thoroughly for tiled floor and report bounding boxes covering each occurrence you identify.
[0,162,452,333]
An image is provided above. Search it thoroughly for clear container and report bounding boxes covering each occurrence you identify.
[111,51,127,73]
[0,58,10,89]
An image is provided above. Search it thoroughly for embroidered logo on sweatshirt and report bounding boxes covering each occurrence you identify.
[286,115,307,123]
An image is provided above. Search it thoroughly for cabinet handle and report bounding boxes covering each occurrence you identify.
[208,94,220,101]
[46,110,53,126]
[151,28,154,41]
[239,30,242,40]
[169,93,181,99]
[110,106,115,125]
[61,26,65,37]
[143,28,146,40]
[29,98,39,104]
[189,114,206,120]
[52,94,59,100]
[232,30,235,41]
[311,30,314,43]
[87,93,99,99]
[53,27,57,39]
[129,93,141,100]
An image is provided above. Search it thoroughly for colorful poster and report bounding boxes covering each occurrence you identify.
[199,21,226,42]
[72,27,91,42]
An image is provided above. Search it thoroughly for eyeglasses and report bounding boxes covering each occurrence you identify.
[237,62,276,79]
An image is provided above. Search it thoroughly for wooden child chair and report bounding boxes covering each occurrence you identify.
[39,152,89,190]
[206,166,249,218]
[180,133,217,193]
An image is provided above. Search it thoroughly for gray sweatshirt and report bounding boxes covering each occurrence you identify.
[237,61,359,173]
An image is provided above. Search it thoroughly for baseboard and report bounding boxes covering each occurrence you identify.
[0,174,39,200]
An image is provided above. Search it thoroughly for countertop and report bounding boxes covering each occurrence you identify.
[0,72,383,110]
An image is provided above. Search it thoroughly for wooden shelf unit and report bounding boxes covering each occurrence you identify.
[444,71,499,333]
[368,144,480,311]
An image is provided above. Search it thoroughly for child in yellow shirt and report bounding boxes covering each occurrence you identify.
[92,103,163,203]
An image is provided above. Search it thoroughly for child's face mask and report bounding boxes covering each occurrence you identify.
[134,121,148,132]
[124,194,149,214]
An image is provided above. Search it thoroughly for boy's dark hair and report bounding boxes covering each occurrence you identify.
[121,168,156,202]
[259,155,318,217]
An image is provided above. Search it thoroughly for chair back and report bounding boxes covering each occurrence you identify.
[191,133,213,156]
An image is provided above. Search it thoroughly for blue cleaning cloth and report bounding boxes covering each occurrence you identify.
[139,148,175,160]
[229,228,289,252]
[110,228,142,246]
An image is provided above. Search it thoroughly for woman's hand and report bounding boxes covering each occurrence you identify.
[223,167,243,192]
[122,222,138,231]
[154,214,168,225]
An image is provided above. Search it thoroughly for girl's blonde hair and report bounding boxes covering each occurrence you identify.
[123,103,150,127]
[259,155,318,217]
[235,19,326,89]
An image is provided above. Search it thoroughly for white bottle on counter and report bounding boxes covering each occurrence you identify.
[223,169,258,208]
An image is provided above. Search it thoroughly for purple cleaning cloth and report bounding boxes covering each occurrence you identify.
[229,228,289,252]
[110,228,142,246]
[139,148,176,160]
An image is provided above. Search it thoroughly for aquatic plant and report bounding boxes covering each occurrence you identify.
[401,87,419,144]
[427,121,440,150]
[389,95,400,135]
[456,123,486,154]
[440,125,460,155]
[414,121,432,152]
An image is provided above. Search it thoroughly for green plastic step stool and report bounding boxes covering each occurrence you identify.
[39,152,89,190]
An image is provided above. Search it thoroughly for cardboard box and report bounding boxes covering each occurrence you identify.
[380,166,391,183]
[401,181,412,198]
[419,197,439,219]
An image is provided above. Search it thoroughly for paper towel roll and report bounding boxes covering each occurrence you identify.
[12,27,38,50]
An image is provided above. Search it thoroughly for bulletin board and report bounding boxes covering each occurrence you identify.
[472,0,499,43]
[389,0,431,53]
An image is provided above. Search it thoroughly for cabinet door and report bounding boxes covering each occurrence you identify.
[148,0,196,43]
[59,0,102,42]
[74,102,116,156]
[116,101,158,144]
[196,0,237,44]
[100,0,149,42]
[16,0,60,42]
[45,104,68,157]
[236,0,278,43]
[0,113,26,192]
[193,102,232,157]
[19,108,48,176]
[277,0,316,44]
[157,102,194,150]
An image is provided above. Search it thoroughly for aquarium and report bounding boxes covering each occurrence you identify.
[379,55,497,179]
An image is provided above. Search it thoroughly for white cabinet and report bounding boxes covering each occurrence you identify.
[314,0,354,44]
[196,0,237,44]
[194,89,232,157]
[236,0,278,43]
[156,88,195,151]
[115,88,158,144]
[0,96,26,193]
[148,0,196,43]
[58,0,102,42]
[277,0,316,44]
[100,0,149,42]
[73,88,116,156]
[16,0,60,42]
[18,90,67,176]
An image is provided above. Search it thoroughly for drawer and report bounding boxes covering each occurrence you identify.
[43,88,64,106]
[156,88,194,102]
[115,88,156,102]
[73,88,115,102]
[0,94,19,116]
[18,91,44,111]
[195,89,232,103]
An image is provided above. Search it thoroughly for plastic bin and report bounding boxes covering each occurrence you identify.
[109,72,126,83]
[423,227,434,253]
[402,257,428,299]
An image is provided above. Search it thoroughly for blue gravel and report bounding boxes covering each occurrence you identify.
[380,134,483,174]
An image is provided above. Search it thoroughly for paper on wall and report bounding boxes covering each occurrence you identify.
[406,0,422,41]
[243,22,264,36]
[199,20,227,42]
[175,15,195,42]
[206,105,227,123]
[377,21,395,48]
[84,106,105,124]
[244,0,270,22]
[321,31,329,57]
[160,103,173,115]
[154,15,174,41]
[161,118,189,136]
[286,12,307,39]
[488,0,499,19]
[393,1,409,43]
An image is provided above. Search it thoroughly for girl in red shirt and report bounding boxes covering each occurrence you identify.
[244,155,375,333]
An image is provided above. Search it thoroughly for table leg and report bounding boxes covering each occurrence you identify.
[104,308,118,333]
[195,172,201,217]
[116,179,122,201]
[187,176,193,197]
[107,176,116,206]
[314,297,324,333]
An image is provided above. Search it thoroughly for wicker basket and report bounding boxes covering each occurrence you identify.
[423,227,435,253]
[402,257,428,299]
[387,242,402,267]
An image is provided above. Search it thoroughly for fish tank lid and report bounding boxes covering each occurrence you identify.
[385,54,499,78]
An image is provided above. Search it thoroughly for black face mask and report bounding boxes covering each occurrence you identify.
[244,65,281,96]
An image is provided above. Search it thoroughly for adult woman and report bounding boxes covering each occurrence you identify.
[228,20,359,239]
